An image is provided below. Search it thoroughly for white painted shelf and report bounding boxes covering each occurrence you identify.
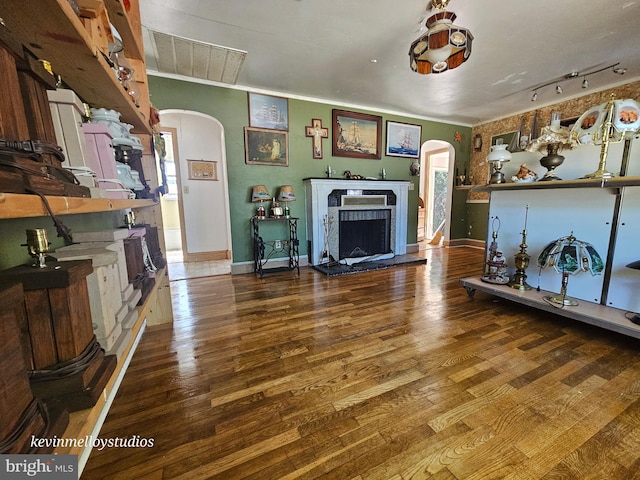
[459,276,640,339]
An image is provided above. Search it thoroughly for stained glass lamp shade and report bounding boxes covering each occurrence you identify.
[537,232,604,306]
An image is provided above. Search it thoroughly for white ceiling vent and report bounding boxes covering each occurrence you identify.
[148,30,246,84]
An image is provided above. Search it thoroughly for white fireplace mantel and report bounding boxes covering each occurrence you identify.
[303,178,410,266]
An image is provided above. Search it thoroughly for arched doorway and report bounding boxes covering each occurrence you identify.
[418,140,455,247]
[157,110,232,264]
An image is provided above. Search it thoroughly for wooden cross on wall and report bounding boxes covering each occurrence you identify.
[305,118,328,159]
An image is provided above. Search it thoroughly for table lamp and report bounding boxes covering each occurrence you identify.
[487,141,511,184]
[537,232,604,306]
[526,125,576,181]
[571,94,640,178]
[251,185,271,219]
[278,185,296,218]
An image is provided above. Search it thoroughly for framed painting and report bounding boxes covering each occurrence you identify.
[386,120,421,158]
[332,109,382,159]
[187,159,218,181]
[244,127,289,166]
[248,92,289,130]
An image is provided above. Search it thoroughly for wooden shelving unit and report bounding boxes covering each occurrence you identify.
[0,0,150,133]
[0,0,173,473]
[104,0,144,61]
[0,193,156,219]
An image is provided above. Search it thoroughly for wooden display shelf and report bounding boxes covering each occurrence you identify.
[472,176,640,192]
[104,0,144,60]
[459,276,640,339]
[0,0,150,134]
[53,267,166,471]
[0,193,156,219]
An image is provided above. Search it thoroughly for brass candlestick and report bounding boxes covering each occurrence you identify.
[510,206,532,291]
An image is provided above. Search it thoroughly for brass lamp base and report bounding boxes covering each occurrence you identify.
[582,169,616,179]
[545,272,578,306]
[510,231,532,291]
[544,294,579,307]
[510,274,532,291]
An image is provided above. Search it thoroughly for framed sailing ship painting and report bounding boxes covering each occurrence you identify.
[386,121,421,158]
[248,93,289,131]
[332,109,382,159]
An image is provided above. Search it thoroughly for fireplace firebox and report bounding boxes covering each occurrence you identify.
[339,209,391,258]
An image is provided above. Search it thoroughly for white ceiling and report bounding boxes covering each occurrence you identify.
[140,0,640,126]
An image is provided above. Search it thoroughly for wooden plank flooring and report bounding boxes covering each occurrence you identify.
[81,247,640,479]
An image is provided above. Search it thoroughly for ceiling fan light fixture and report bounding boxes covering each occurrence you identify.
[409,3,473,75]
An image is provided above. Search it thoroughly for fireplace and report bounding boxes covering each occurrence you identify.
[339,209,391,258]
[304,178,410,266]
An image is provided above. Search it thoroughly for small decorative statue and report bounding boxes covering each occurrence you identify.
[511,163,538,183]
[343,170,364,179]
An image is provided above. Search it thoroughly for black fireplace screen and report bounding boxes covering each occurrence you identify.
[339,209,391,259]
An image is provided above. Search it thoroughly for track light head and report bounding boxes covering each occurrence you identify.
[613,66,627,75]
[531,91,538,102]
[555,84,563,94]
[582,77,589,88]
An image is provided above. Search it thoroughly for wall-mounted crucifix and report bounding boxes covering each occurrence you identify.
[305,118,328,159]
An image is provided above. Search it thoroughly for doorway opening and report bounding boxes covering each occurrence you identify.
[155,127,183,261]
[156,110,233,279]
[418,141,454,248]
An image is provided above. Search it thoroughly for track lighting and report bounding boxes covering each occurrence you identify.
[529,62,625,102]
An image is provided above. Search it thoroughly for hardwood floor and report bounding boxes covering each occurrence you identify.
[82,247,640,479]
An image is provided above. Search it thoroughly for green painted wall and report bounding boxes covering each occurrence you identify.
[148,76,472,263]
[468,202,489,242]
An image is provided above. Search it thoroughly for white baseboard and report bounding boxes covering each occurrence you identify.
[231,255,308,275]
